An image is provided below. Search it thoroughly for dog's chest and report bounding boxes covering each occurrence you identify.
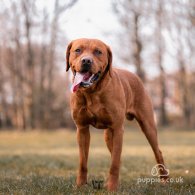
[73,95,112,129]
[86,106,112,129]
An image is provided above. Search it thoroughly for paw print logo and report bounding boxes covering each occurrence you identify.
[151,164,169,177]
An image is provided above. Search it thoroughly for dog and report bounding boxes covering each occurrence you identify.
[66,38,168,191]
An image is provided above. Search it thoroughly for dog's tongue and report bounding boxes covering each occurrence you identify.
[71,72,91,93]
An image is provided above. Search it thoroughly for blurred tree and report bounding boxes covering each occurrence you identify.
[0,47,8,128]
[113,0,169,125]
[168,0,195,127]
[113,0,146,81]
[0,0,78,130]
[22,0,36,128]
[37,8,48,128]
[155,0,169,126]
[45,0,78,128]
[188,0,195,127]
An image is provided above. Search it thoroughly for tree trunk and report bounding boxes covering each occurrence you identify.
[22,0,35,129]
[132,13,145,82]
[0,48,7,128]
[38,9,48,128]
[44,0,59,128]
[159,64,169,126]
[178,54,191,126]
[156,0,169,126]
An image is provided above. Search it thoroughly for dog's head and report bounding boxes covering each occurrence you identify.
[66,38,112,92]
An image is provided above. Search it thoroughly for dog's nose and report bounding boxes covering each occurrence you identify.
[81,57,93,66]
[81,57,93,72]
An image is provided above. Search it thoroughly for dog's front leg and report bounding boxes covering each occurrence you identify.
[107,128,123,191]
[76,126,90,186]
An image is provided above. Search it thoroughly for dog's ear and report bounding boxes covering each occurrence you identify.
[66,41,72,72]
[106,45,113,77]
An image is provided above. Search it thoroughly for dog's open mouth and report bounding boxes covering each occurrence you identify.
[71,71,101,93]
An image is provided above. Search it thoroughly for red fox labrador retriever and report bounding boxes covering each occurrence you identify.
[66,38,168,191]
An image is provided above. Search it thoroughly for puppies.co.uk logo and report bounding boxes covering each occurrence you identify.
[151,164,169,177]
[137,164,184,184]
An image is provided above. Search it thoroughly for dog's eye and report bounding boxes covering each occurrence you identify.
[75,48,81,53]
[94,49,102,55]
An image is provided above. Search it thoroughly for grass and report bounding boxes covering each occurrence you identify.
[0,127,195,194]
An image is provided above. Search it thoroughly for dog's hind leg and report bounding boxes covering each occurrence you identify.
[135,96,169,180]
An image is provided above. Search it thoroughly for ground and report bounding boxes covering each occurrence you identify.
[0,127,195,194]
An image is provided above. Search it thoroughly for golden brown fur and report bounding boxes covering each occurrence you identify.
[66,38,168,191]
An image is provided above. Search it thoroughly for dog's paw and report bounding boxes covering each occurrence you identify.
[106,182,118,191]
[76,175,87,186]
[159,166,169,183]
[106,175,119,191]
[160,175,169,183]
[106,183,118,191]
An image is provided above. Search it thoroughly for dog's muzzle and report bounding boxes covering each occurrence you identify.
[71,71,101,93]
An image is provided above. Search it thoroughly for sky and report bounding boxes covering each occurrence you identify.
[62,0,120,43]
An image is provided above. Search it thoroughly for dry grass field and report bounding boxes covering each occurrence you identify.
[0,128,195,194]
